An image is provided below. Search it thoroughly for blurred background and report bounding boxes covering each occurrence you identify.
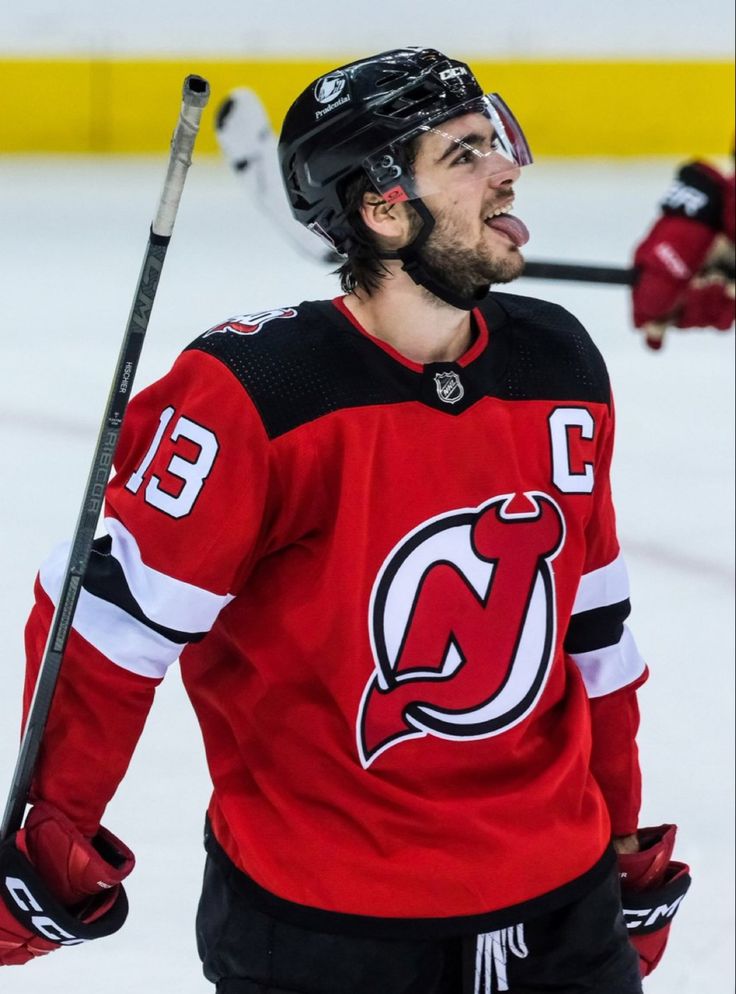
[0,3,734,994]
[1,0,734,156]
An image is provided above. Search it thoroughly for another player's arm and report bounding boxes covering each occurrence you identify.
[632,161,735,348]
[0,350,270,966]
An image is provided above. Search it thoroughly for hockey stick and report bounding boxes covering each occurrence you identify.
[523,257,736,286]
[521,260,637,285]
[0,74,210,842]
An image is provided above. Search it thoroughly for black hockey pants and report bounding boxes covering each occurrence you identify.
[197,853,643,994]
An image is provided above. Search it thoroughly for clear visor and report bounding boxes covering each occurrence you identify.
[363,93,532,203]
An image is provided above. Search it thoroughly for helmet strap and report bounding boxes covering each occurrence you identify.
[379,199,490,311]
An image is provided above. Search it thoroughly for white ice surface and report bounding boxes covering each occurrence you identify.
[0,155,733,993]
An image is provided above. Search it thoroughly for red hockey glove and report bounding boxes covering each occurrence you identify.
[618,824,691,978]
[0,802,133,966]
[633,214,718,328]
[676,277,735,330]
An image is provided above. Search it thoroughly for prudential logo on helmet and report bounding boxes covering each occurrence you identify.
[314,73,347,104]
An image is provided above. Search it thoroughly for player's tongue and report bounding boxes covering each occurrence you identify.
[486,213,530,247]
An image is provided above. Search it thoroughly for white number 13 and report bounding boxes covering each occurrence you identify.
[125,406,219,518]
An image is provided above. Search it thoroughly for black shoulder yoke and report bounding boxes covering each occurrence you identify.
[186,302,418,438]
[478,292,611,408]
[186,295,610,440]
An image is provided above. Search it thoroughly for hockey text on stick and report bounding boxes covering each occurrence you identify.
[1,74,210,846]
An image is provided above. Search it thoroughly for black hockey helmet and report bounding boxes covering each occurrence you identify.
[278,48,532,308]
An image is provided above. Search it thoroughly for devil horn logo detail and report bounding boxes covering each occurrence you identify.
[203,308,297,337]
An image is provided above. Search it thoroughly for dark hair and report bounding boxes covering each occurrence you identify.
[336,137,421,295]
[336,171,392,295]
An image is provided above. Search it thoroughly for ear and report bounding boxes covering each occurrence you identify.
[359,192,411,244]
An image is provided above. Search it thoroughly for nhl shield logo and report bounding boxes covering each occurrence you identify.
[434,371,464,405]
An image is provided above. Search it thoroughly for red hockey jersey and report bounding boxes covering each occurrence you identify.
[24,292,647,936]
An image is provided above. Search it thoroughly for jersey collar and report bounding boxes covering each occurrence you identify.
[331,296,490,373]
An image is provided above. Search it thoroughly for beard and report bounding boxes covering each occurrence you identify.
[415,204,524,302]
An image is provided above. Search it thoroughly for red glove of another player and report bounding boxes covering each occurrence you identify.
[632,160,736,348]
[677,278,735,330]
[0,802,133,966]
[633,214,717,325]
[618,824,691,977]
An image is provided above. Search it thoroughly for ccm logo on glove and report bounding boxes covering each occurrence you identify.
[3,874,85,945]
[617,823,691,977]
[0,803,133,966]
[622,889,687,931]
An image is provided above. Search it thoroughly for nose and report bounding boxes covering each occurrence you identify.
[487,160,521,188]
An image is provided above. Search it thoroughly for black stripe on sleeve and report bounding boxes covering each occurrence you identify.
[82,537,207,645]
[563,599,631,655]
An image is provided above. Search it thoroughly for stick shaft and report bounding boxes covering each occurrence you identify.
[1,74,210,842]
[522,260,637,286]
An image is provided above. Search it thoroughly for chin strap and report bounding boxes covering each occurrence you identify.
[380,199,490,311]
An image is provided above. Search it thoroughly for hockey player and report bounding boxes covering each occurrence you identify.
[632,157,735,349]
[1,49,690,993]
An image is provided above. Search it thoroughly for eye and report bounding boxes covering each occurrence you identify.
[451,146,484,167]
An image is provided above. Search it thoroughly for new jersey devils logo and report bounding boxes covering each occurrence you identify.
[357,492,566,767]
[203,308,297,337]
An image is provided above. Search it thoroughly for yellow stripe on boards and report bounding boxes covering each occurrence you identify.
[477,60,735,156]
[2,57,734,156]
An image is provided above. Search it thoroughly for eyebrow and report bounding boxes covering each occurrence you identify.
[435,130,493,164]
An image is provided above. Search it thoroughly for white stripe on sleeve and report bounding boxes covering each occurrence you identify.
[105,517,234,633]
[572,551,630,615]
[569,625,646,698]
[40,542,182,678]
